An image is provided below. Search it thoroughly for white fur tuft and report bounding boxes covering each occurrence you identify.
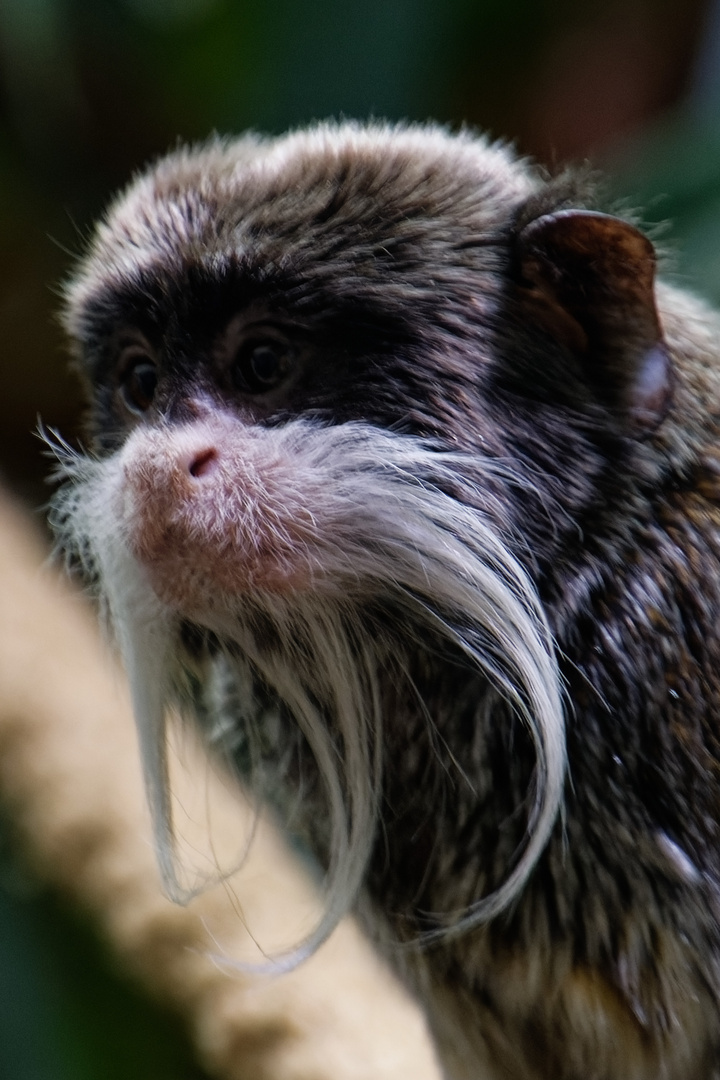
[48,420,566,964]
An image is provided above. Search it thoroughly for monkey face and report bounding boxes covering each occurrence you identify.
[67,128,537,460]
[64,125,671,585]
[61,128,534,612]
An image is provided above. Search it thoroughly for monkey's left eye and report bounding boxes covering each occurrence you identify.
[232,339,296,394]
[119,353,158,415]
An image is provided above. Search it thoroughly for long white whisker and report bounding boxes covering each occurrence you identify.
[49,418,566,966]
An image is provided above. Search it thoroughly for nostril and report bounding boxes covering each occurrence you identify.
[188,447,218,478]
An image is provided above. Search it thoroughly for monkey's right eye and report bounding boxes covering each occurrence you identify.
[119,354,158,415]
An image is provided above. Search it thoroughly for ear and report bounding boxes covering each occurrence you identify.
[515,210,673,436]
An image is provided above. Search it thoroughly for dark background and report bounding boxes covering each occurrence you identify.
[2,1,720,1075]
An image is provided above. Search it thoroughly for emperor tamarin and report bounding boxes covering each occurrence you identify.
[51,122,720,1079]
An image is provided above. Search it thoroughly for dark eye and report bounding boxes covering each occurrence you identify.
[232,339,295,394]
[119,353,158,414]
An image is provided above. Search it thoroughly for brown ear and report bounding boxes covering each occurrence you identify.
[516,210,673,435]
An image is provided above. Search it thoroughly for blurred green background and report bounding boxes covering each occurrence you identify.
[1,0,720,1076]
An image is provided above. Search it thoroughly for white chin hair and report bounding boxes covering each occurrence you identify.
[48,419,566,969]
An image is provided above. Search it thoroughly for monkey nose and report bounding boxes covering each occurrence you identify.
[186,447,219,478]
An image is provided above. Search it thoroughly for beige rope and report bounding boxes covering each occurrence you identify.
[0,487,441,1080]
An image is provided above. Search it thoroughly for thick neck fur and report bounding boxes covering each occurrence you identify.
[368,287,720,1078]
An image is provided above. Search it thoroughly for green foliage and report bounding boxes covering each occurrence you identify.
[0,822,207,1080]
[610,112,720,304]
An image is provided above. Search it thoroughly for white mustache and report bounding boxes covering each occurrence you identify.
[48,418,566,966]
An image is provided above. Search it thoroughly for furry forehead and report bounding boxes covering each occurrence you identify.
[63,122,538,335]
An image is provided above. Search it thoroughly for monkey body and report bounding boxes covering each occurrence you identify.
[53,124,720,1078]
